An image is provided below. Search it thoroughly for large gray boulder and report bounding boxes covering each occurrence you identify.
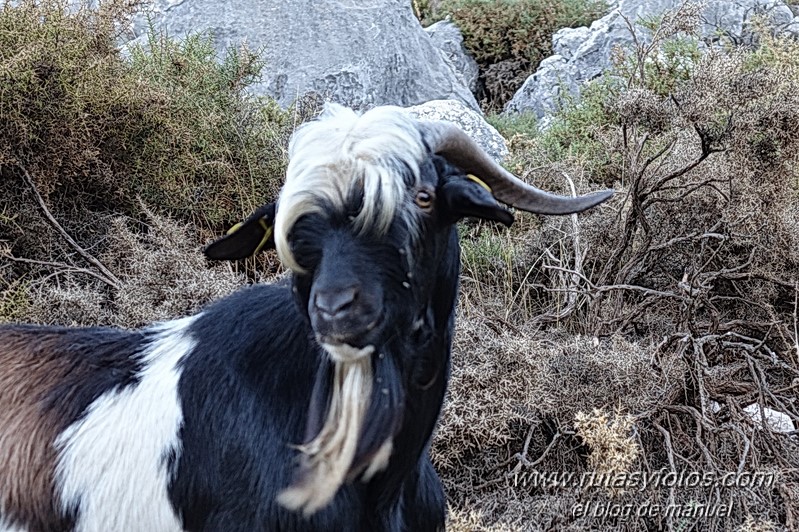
[128,0,479,111]
[505,0,799,121]
[424,20,480,94]
[407,100,508,162]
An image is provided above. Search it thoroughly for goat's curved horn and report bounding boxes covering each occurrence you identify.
[419,121,614,215]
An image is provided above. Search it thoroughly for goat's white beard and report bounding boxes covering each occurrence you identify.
[277,345,393,516]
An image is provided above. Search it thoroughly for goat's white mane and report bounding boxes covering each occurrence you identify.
[274,103,426,272]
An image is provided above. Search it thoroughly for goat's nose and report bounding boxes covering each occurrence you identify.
[314,286,359,318]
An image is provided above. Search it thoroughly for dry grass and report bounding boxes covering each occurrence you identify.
[574,409,639,478]
[21,210,247,327]
[447,506,524,532]
[435,311,798,530]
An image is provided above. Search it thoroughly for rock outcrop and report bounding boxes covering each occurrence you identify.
[128,0,479,111]
[424,20,480,94]
[505,0,799,122]
[407,99,508,162]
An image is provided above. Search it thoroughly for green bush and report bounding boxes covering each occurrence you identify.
[0,0,294,248]
[538,77,621,180]
[412,0,437,25]
[438,0,606,66]
[611,10,703,97]
[485,110,538,139]
[124,33,295,226]
[435,0,606,108]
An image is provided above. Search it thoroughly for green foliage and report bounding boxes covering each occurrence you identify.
[533,5,702,178]
[438,0,606,67]
[485,111,538,139]
[435,0,607,109]
[124,32,292,226]
[641,37,701,95]
[0,0,134,189]
[461,226,517,280]
[0,0,293,241]
[459,222,549,321]
[538,77,621,179]
[744,23,799,79]
[412,0,437,26]
[610,2,702,95]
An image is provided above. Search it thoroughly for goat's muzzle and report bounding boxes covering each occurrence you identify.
[310,283,384,349]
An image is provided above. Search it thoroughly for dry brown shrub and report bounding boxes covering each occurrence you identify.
[482,59,530,113]
[25,283,113,327]
[574,408,639,479]
[447,506,523,532]
[446,6,799,529]
[738,515,780,532]
[437,310,798,529]
[23,212,246,327]
[433,317,675,523]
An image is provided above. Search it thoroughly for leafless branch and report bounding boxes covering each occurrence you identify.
[2,253,118,288]
[14,163,121,289]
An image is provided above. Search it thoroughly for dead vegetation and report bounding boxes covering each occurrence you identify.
[445,5,799,530]
[4,208,246,328]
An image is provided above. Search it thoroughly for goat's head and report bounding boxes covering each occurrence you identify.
[205,104,613,514]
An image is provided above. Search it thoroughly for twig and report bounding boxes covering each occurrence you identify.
[729,424,752,476]
[561,171,584,308]
[529,171,591,326]
[779,482,797,531]
[654,421,677,531]
[507,431,562,476]
[793,282,799,367]
[2,254,116,287]
[500,425,536,470]
[15,163,121,289]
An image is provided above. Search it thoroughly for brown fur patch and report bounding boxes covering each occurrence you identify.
[0,326,77,530]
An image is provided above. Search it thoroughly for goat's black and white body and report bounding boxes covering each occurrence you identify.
[0,104,612,531]
[0,281,451,531]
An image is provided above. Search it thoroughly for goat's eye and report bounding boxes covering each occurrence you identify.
[415,190,433,209]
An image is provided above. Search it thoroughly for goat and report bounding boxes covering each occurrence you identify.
[0,104,612,531]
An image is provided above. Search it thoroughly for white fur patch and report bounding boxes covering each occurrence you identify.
[0,514,27,532]
[275,104,426,272]
[277,356,373,516]
[54,316,197,532]
[321,343,374,363]
[361,439,393,481]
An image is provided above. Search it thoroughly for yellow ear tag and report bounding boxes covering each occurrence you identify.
[466,174,492,193]
[253,219,274,255]
[226,221,244,235]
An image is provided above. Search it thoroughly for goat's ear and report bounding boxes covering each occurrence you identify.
[204,203,276,260]
[439,175,514,227]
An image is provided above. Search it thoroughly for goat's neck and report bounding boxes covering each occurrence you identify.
[367,229,461,508]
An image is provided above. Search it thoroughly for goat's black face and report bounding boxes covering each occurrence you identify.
[289,216,395,351]
[203,154,514,357]
[286,156,503,356]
